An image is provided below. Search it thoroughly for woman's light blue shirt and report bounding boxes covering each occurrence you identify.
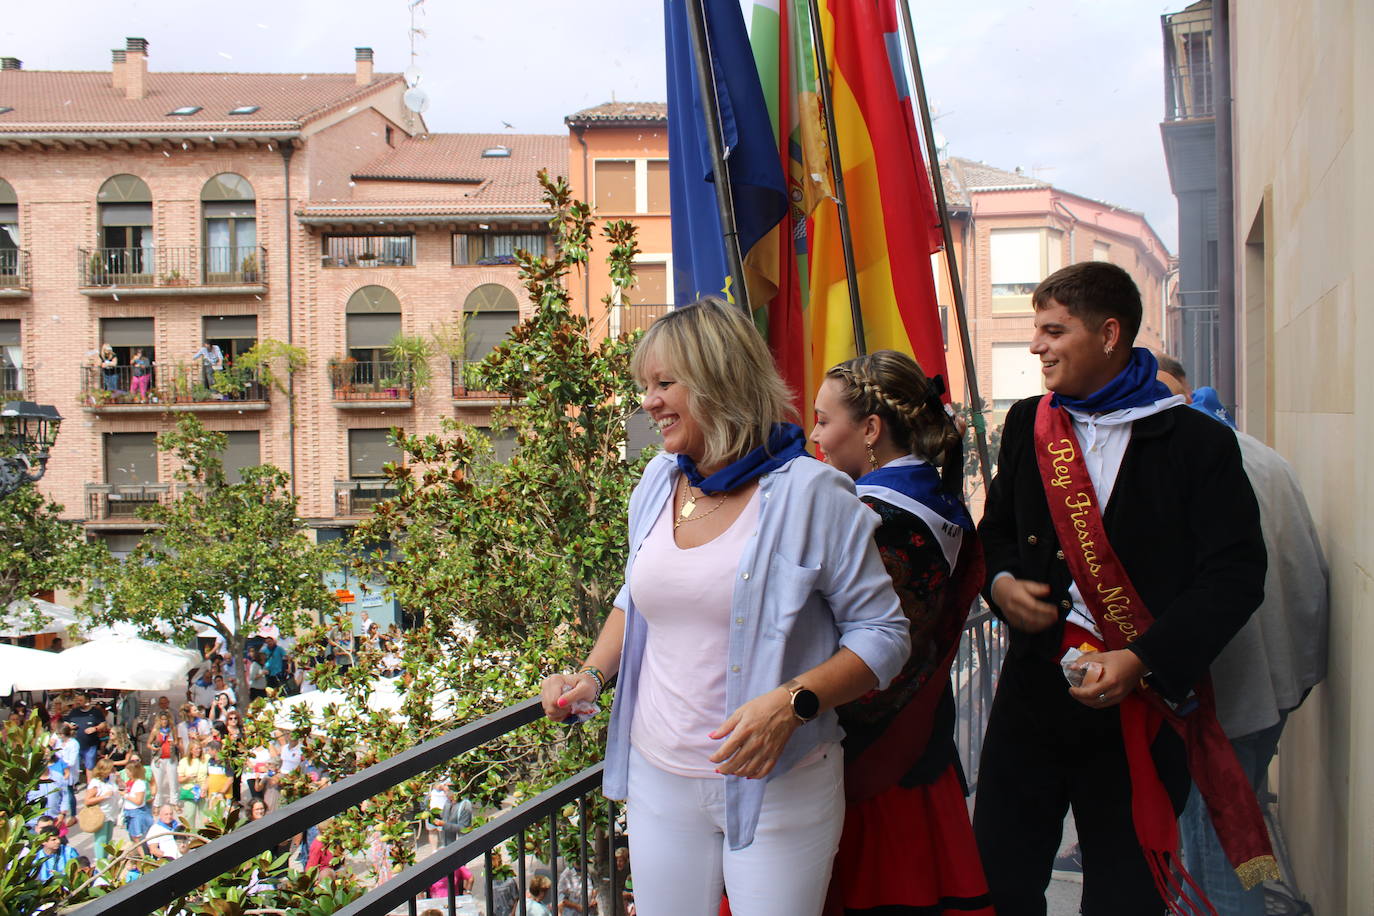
[603,451,910,849]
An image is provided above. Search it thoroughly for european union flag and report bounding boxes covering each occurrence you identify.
[664,0,788,306]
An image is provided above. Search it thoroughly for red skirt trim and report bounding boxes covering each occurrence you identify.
[827,763,994,916]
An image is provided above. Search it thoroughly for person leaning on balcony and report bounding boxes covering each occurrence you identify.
[973,261,1270,916]
[1154,364,1330,916]
[191,340,224,390]
[538,297,911,916]
[130,348,152,401]
[808,351,994,916]
[99,344,119,391]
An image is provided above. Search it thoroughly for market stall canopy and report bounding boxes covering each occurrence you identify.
[0,643,57,695]
[10,636,201,692]
[1,599,143,640]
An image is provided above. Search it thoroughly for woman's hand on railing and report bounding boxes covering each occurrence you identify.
[539,672,598,723]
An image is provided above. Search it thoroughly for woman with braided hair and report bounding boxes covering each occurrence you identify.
[811,350,993,916]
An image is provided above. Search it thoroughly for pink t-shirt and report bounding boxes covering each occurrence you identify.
[629,487,760,778]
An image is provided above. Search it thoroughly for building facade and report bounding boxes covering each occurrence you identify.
[0,41,590,627]
[936,157,1171,430]
[1228,2,1371,912]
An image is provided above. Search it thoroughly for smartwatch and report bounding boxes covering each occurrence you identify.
[784,679,820,723]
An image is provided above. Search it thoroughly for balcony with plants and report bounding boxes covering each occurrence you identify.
[80,341,303,413]
[78,245,268,296]
[329,335,431,407]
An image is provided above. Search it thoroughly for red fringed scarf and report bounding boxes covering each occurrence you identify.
[1034,395,1278,915]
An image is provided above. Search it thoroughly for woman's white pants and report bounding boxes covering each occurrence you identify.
[625,745,844,916]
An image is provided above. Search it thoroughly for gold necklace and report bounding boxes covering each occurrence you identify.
[676,481,727,529]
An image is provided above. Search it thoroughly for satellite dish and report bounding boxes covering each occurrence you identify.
[404,66,423,88]
[403,87,430,114]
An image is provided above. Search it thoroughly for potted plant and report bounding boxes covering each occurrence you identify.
[386,333,434,396]
[357,250,378,268]
[240,252,260,283]
[87,252,105,285]
[158,268,184,286]
[329,356,359,396]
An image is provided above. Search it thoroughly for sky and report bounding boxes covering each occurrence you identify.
[1,0,1182,248]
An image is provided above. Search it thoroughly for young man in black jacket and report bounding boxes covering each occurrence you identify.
[973,261,1267,915]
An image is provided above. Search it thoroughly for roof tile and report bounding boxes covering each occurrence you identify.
[565,101,667,126]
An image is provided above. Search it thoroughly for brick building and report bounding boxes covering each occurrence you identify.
[934,156,1172,426]
[0,40,585,627]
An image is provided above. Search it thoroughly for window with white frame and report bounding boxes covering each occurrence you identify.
[990,228,1062,313]
[991,342,1043,412]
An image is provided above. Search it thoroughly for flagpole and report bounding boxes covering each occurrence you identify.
[804,0,866,356]
[683,0,751,313]
[896,0,992,493]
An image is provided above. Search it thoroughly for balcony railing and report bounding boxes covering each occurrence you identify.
[0,365,32,400]
[74,599,1009,916]
[1162,6,1215,121]
[1167,291,1221,393]
[81,364,269,409]
[607,303,672,338]
[85,482,174,521]
[322,235,415,268]
[0,248,31,289]
[78,246,267,288]
[329,358,415,402]
[450,358,508,401]
[336,478,400,516]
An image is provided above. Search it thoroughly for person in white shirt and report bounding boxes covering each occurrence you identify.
[145,804,183,859]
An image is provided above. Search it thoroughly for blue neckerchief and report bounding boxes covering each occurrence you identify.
[677,423,811,495]
[857,459,974,533]
[1050,347,1172,413]
[1189,386,1237,429]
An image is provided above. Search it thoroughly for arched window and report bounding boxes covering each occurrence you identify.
[0,178,18,279]
[345,286,402,384]
[462,284,519,366]
[201,173,257,281]
[97,175,153,278]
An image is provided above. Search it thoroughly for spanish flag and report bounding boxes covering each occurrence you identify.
[807,0,948,405]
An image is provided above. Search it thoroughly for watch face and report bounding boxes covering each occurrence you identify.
[793,688,820,721]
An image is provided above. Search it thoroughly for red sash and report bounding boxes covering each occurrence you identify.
[1033,396,1277,911]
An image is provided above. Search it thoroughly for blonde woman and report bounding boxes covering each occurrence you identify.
[538,298,910,916]
[83,758,123,857]
[147,711,179,808]
[177,739,210,831]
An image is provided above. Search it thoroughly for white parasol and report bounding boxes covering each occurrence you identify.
[10,636,202,692]
[0,643,58,695]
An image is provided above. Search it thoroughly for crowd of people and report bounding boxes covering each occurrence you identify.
[7,265,1327,916]
[539,273,1327,916]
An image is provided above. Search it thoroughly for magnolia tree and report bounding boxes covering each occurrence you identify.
[262,171,650,876]
[89,415,342,717]
[0,483,107,634]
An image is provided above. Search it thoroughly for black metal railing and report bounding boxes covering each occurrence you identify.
[322,235,416,268]
[77,606,1007,915]
[329,359,415,401]
[952,602,1008,791]
[450,358,507,400]
[78,698,627,916]
[81,364,269,407]
[1,364,31,400]
[0,248,31,288]
[85,482,174,521]
[1163,7,1215,121]
[79,246,267,287]
[335,478,401,516]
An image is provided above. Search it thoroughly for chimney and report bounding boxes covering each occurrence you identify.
[124,37,148,100]
[355,47,374,86]
[0,58,22,71]
[111,49,126,91]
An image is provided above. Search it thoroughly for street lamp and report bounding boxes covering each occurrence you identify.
[0,401,62,497]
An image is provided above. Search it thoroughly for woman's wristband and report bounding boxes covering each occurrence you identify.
[578,665,605,697]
